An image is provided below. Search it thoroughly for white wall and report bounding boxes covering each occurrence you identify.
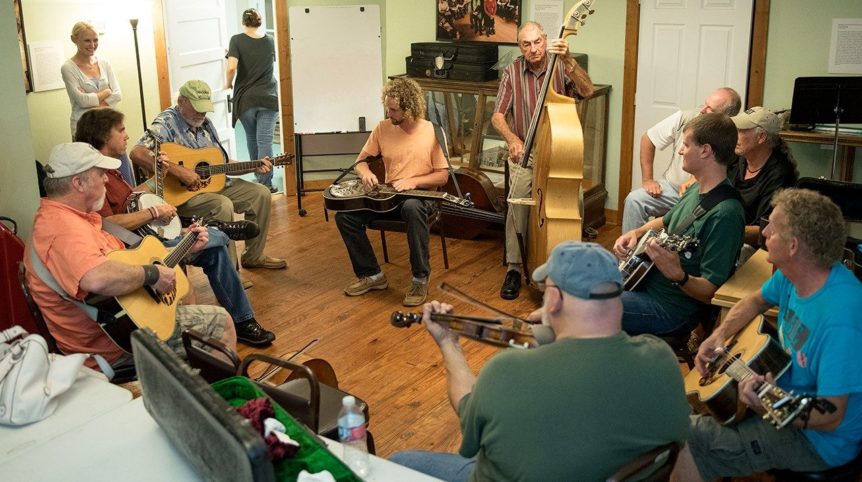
[1,0,39,238]
[22,0,161,163]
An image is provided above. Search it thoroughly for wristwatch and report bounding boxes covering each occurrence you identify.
[671,272,690,287]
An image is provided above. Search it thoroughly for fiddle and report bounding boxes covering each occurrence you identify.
[391,311,542,349]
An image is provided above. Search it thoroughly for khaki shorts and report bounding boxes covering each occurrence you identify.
[688,414,829,480]
[164,304,229,358]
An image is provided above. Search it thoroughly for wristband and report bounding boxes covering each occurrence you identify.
[671,272,690,287]
[152,205,160,219]
[142,264,160,286]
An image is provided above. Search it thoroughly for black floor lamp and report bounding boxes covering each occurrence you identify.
[130,18,147,132]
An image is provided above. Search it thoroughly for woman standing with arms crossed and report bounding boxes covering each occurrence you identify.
[226,8,280,193]
[61,22,122,137]
[61,21,132,183]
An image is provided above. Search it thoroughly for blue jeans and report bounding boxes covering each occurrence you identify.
[167,228,253,324]
[239,107,278,188]
[335,199,434,279]
[621,179,680,232]
[621,290,693,336]
[118,153,136,186]
[389,450,474,482]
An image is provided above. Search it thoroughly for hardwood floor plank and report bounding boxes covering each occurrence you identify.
[188,193,612,457]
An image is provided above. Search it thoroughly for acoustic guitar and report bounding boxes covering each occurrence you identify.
[87,230,198,353]
[618,229,700,290]
[160,143,294,206]
[322,179,473,213]
[685,315,814,429]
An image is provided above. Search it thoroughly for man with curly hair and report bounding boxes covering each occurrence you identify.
[673,188,862,480]
[335,77,449,306]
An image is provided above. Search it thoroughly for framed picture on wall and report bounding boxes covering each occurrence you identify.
[14,0,33,92]
[436,0,521,44]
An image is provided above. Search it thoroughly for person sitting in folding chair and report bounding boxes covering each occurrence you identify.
[335,77,450,307]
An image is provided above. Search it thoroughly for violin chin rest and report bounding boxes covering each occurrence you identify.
[530,325,556,346]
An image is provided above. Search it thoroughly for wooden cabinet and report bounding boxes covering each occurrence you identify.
[399,75,611,228]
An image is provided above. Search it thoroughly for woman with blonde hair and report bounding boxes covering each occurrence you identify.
[61,21,129,182]
[61,22,122,137]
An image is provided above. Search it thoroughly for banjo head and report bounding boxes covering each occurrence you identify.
[126,192,182,240]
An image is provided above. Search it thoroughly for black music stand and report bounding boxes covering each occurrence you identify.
[789,76,862,179]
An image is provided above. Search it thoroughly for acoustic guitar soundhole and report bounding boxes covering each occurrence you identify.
[698,352,741,386]
[196,163,210,180]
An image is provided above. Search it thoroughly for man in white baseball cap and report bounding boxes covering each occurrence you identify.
[25,142,237,374]
[43,142,121,178]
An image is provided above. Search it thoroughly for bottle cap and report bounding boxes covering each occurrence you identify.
[342,395,356,407]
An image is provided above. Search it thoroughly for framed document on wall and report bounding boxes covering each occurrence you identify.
[15,0,33,92]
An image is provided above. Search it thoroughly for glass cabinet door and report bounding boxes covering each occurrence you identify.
[404,75,610,227]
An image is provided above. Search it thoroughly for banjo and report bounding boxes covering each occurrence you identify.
[126,143,182,240]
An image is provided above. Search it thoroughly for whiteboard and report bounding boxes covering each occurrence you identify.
[289,5,384,133]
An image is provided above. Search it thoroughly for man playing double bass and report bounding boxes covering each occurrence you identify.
[492,21,594,300]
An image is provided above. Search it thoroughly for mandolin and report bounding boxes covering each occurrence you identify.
[161,143,294,206]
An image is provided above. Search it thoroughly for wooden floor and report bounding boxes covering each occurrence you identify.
[185,192,776,481]
[188,192,612,457]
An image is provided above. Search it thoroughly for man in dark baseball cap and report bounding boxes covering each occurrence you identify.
[389,240,689,480]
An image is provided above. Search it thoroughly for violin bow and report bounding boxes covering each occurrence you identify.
[439,282,532,329]
[255,337,321,383]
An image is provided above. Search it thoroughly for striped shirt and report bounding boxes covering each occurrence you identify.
[493,56,579,141]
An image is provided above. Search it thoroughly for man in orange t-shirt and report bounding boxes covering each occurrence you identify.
[25,142,236,368]
[335,77,449,307]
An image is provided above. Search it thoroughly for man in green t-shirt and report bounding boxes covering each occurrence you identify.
[389,241,690,481]
[613,113,745,337]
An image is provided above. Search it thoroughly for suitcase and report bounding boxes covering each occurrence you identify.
[408,42,499,82]
[410,42,498,64]
[406,56,498,82]
[0,217,37,334]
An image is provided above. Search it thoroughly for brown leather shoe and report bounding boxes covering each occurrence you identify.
[241,256,287,270]
[402,279,429,307]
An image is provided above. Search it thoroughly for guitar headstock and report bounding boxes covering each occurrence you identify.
[271,153,295,167]
[663,234,700,253]
[759,383,814,429]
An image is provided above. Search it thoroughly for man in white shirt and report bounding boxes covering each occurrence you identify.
[621,87,741,232]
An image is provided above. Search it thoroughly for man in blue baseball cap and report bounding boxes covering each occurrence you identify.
[390,241,690,481]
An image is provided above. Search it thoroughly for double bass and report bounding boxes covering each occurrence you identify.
[509,0,596,278]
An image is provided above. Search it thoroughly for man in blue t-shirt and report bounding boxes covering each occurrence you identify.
[673,188,862,480]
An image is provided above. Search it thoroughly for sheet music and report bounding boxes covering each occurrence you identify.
[829,18,862,74]
[530,0,563,33]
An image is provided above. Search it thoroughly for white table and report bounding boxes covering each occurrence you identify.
[323,438,443,482]
[5,397,442,481]
[0,372,132,464]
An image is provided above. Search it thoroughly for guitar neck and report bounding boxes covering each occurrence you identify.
[202,154,292,176]
[163,231,198,267]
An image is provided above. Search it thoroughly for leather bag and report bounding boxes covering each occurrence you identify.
[0,326,96,426]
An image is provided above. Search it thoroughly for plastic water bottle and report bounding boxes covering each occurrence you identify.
[338,395,371,477]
